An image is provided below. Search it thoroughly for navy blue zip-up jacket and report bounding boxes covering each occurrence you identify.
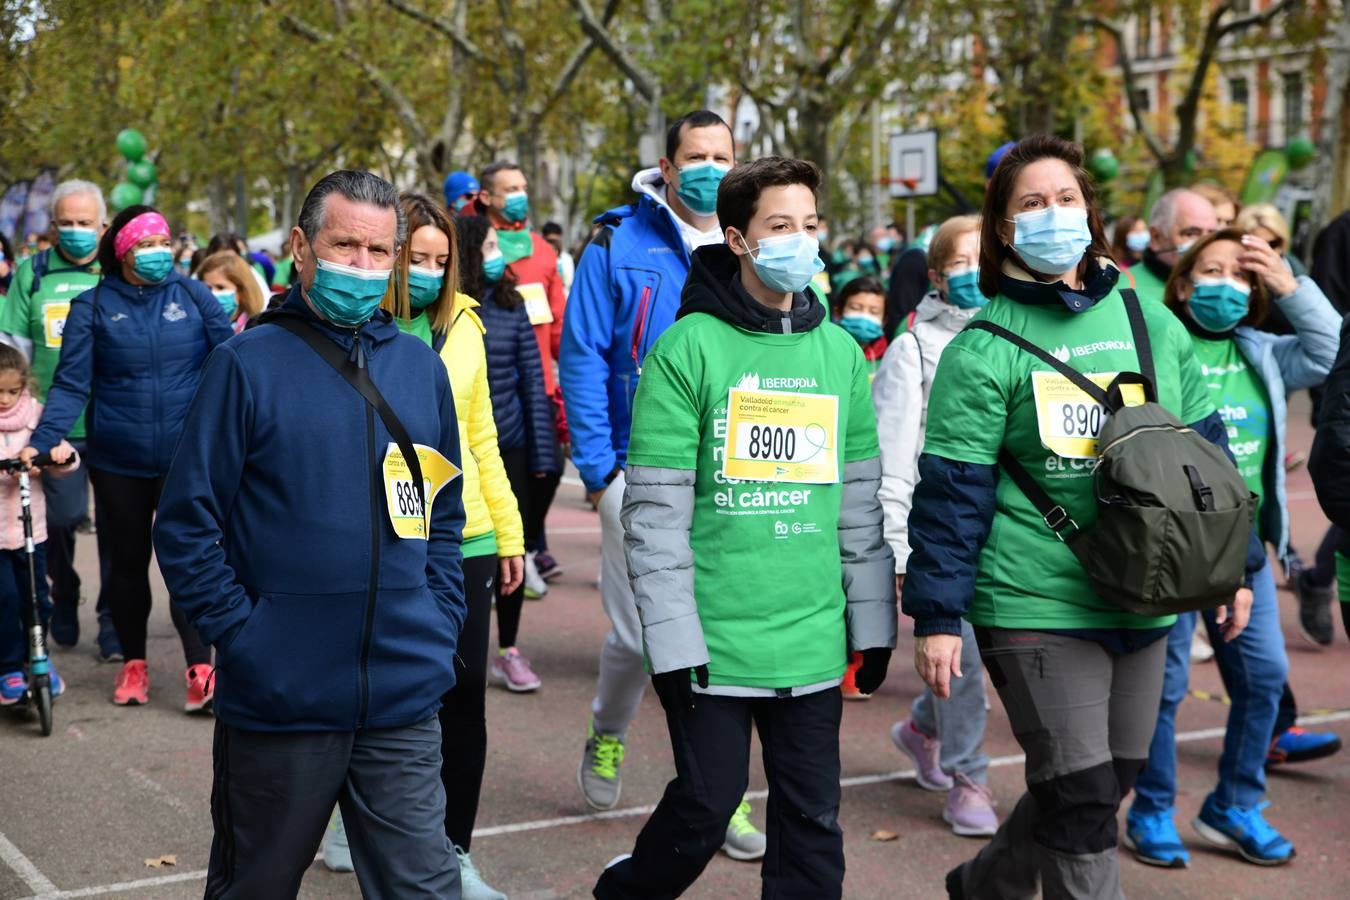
[476,288,558,473]
[153,288,466,732]
[30,269,234,475]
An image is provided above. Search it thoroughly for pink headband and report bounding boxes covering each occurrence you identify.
[114,212,170,260]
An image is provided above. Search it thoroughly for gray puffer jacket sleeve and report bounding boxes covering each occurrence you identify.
[621,464,709,673]
[839,456,898,651]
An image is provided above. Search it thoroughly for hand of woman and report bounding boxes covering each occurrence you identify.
[914,633,963,699]
[49,441,75,464]
[499,556,524,596]
[1216,586,1253,642]
[1238,235,1298,299]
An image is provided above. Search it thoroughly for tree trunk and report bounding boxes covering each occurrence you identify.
[799,100,833,217]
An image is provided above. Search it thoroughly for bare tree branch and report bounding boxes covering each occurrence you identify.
[1217,0,1299,39]
[383,0,484,62]
[524,0,620,130]
[570,0,656,101]
[1082,15,1167,162]
[826,0,907,95]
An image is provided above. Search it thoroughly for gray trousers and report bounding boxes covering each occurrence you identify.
[910,618,990,782]
[956,628,1167,900]
[590,469,648,737]
[205,716,460,900]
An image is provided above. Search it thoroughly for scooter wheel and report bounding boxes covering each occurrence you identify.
[33,676,52,737]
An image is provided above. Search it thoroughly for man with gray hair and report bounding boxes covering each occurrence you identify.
[1131,188,1219,304]
[0,179,118,658]
[153,170,467,898]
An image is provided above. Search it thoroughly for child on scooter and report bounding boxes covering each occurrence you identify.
[0,343,77,705]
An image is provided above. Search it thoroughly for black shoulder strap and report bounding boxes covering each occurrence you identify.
[266,312,426,512]
[30,249,49,292]
[967,319,1109,405]
[1118,288,1157,395]
[999,449,1081,543]
[432,328,447,354]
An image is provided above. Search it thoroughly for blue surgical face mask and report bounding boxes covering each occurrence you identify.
[501,191,529,224]
[675,162,730,217]
[1125,231,1150,254]
[743,231,826,294]
[944,267,987,309]
[482,250,506,284]
[1188,276,1251,333]
[308,256,392,326]
[877,237,896,253]
[57,226,98,259]
[132,247,174,283]
[1175,240,1194,256]
[453,196,471,213]
[213,289,238,318]
[1009,204,1092,274]
[407,265,444,310]
[838,314,884,344]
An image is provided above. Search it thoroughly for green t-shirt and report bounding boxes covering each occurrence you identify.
[625,312,880,688]
[1129,261,1167,306]
[0,251,101,439]
[922,287,1215,631]
[396,311,435,346]
[1191,336,1270,509]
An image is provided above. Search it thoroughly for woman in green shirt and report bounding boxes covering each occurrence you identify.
[903,135,1253,899]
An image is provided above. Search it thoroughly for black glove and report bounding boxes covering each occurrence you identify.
[651,664,709,713]
[853,647,892,695]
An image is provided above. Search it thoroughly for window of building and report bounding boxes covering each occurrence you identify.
[1136,13,1153,59]
[1283,71,1304,138]
[1133,87,1151,113]
[1229,77,1250,132]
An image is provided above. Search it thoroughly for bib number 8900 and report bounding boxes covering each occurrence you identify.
[1058,402,1103,438]
[746,425,797,461]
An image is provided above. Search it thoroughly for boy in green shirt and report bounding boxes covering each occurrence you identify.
[593,158,895,900]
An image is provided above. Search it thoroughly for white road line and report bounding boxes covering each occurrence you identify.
[0,832,57,895]
[11,710,1350,899]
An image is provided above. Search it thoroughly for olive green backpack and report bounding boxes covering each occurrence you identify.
[969,289,1256,616]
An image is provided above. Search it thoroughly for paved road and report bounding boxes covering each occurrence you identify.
[2,402,1348,899]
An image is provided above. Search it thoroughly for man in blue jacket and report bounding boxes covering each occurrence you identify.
[558,108,763,858]
[153,171,466,899]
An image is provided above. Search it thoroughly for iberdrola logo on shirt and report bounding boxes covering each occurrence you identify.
[735,372,819,390]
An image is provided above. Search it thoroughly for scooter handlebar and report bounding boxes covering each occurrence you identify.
[0,453,69,473]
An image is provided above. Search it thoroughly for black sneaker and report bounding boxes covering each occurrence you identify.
[945,863,966,900]
[1295,572,1335,646]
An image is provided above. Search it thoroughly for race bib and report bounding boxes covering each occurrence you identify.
[382,442,462,540]
[43,302,70,349]
[810,270,832,297]
[1031,371,1145,459]
[518,283,553,325]
[722,388,839,484]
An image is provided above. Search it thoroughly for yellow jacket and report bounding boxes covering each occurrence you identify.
[438,293,524,556]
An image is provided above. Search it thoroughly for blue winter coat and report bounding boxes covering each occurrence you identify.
[477,288,558,473]
[559,187,696,492]
[30,270,234,476]
[152,288,467,732]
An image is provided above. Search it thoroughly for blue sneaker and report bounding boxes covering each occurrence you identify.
[1193,795,1294,865]
[1124,807,1190,868]
[0,671,27,705]
[96,615,123,664]
[49,666,63,699]
[1267,726,1342,767]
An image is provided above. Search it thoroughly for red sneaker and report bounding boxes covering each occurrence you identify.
[112,659,149,706]
[841,651,870,701]
[185,664,215,714]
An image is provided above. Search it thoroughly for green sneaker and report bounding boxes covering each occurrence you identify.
[454,845,506,900]
[579,723,626,810]
[722,798,766,861]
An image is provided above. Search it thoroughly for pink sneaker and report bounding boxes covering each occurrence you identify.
[944,773,998,837]
[490,647,541,693]
[891,718,953,791]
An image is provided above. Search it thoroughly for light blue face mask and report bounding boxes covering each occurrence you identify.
[745,231,825,294]
[308,257,392,326]
[675,162,730,216]
[1125,231,1150,254]
[482,251,506,284]
[944,267,987,309]
[407,265,444,310]
[132,247,174,283]
[57,227,98,259]
[501,191,529,224]
[1188,276,1251,332]
[213,290,238,318]
[1009,204,1092,274]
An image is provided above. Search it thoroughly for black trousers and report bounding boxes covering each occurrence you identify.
[525,468,560,554]
[594,690,845,900]
[438,552,496,850]
[496,445,528,648]
[88,467,209,665]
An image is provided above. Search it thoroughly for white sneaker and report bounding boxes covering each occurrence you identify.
[523,551,548,599]
[1190,626,1214,663]
[323,807,354,873]
[455,845,507,900]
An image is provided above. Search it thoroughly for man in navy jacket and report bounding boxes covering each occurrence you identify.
[154,171,466,899]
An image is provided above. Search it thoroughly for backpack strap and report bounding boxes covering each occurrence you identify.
[431,328,448,354]
[1118,288,1157,397]
[967,320,1110,405]
[998,449,1082,543]
[264,310,426,513]
[29,249,49,293]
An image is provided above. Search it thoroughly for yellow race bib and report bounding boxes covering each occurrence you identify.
[1031,371,1145,459]
[518,283,553,325]
[382,443,462,540]
[722,388,839,484]
[43,302,71,349]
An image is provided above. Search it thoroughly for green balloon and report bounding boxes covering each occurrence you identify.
[116,128,147,162]
[110,182,144,211]
[128,159,158,188]
[1286,136,1315,170]
[1088,149,1119,182]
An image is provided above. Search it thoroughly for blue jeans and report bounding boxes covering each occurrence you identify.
[0,543,50,672]
[911,618,990,783]
[1134,561,1287,814]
